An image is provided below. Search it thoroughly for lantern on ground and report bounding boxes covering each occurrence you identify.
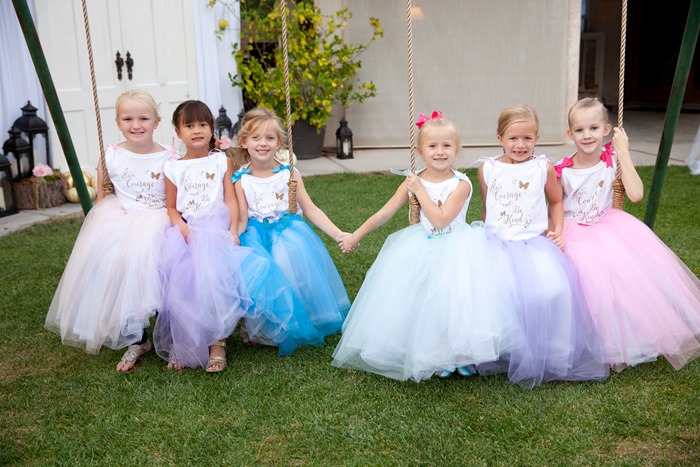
[215,105,233,139]
[0,152,18,217]
[13,101,50,170]
[3,127,32,180]
[336,117,353,159]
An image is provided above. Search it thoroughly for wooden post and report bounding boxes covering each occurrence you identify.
[12,0,92,215]
[643,0,700,228]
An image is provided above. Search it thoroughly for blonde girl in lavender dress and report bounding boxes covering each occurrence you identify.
[476,104,609,388]
[556,97,700,371]
[46,90,174,372]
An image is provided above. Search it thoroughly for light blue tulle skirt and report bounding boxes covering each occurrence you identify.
[241,214,350,338]
[332,223,525,383]
[476,232,610,388]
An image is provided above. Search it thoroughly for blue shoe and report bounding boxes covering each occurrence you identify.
[457,365,476,377]
[436,369,453,378]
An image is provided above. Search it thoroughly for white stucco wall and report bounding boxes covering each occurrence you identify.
[320,0,580,148]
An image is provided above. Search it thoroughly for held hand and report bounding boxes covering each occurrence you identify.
[405,172,423,195]
[178,223,191,243]
[612,127,629,154]
[546,230,564,250]
[230,231,240,246]
[339,233,360,253]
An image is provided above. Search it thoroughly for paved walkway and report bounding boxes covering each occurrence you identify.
[2,110,698,237]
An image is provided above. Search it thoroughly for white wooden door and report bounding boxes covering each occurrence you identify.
[35,0,197,173]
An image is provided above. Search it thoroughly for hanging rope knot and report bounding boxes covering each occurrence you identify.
[415,111,443,129]
[601,142,614,167]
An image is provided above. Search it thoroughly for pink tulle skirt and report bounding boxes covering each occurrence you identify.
[563,209,700,370]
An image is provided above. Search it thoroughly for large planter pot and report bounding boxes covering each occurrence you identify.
[291,119,326,160]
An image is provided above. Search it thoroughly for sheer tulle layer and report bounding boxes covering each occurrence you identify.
[332,223,525,383]
[153,204,252,368]
[45,195,169,353]
[563,209,700,370]
[241,214,350,338]
[476,233,610,388]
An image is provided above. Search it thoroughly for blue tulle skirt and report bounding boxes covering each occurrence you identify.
[240,214,350,338]
[332,223,526,382]
[476,232,610,388]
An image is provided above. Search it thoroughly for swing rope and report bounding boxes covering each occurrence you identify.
[279,0,298,214]
[404,0,420,225]
[612,0,628,209]
[80,0,112,195]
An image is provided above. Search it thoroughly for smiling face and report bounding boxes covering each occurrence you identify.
[241,120,282,166]
[419,126,459,172]
[497,120,539,164]
[175,120,213,154]
[116,98,159,150]
[567,107,612,159]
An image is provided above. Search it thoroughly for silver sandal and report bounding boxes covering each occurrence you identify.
[116,339,152,373]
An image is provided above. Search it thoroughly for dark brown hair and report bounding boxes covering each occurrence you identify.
[172,100,216,150]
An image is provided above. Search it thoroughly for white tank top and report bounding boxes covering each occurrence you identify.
[164,150,228,219]
[412,169,472,235]
[106,143,171,211]
[558,153,616,225]
[481,155,549,241]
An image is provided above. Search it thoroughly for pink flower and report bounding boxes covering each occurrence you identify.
[219,135,232,150]
[32,163,54,177]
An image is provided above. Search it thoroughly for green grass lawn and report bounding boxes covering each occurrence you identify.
[1,166,699,465]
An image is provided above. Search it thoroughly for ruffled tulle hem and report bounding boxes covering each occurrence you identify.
[45,195,169,353]
[563,209,700,370]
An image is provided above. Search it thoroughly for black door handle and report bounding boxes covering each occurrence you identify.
[125,51,134,81]
[115,51,124,80]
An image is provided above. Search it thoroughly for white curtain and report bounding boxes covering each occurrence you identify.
[192,0,243,128]
[0,0,47,158]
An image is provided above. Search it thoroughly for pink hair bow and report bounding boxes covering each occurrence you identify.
[415,110,444,129]
[554,157,573,179]
[600,141,614,167]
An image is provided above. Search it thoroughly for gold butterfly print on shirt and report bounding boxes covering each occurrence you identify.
[275,192,285,200]
[598,180,604,188]
[205,172,215,180]
[518,180,530,190]
[437,200,443,207]
[150,171,160,180]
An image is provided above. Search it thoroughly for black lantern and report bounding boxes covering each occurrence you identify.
[3,127,32,180]
[215,105,233,139]
[13,101,50,170]
[336,117,353,159]
[232,109,245,138]
[0,152,18,217]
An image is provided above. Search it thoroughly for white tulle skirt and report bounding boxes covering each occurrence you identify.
[45,195,169,353]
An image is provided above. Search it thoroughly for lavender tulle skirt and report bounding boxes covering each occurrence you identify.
[154,203,252,368]
[476,232,610,388]
[45,195,169,353]
[563,209,700,370]
[241,214,350,338]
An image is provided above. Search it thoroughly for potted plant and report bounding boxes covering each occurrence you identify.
[211,0,383,158]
